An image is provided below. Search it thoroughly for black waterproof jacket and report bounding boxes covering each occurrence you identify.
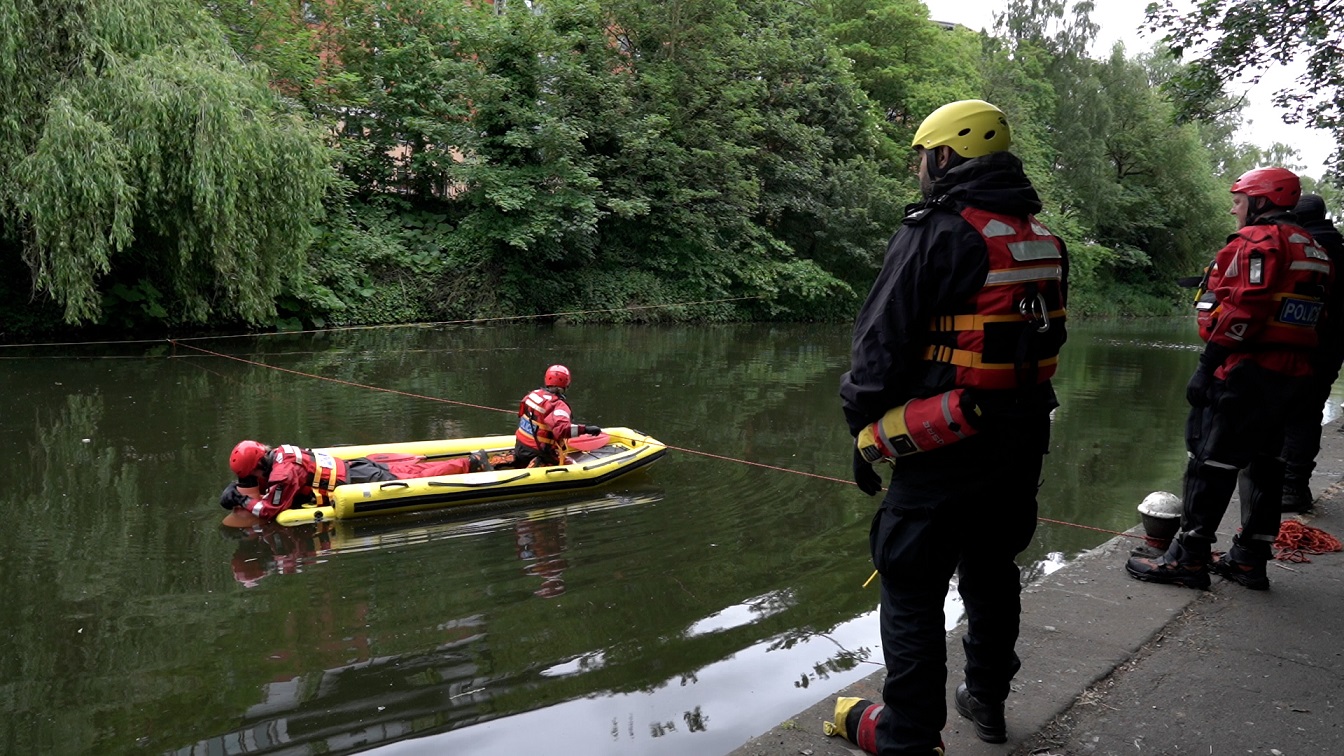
[839,152,1070,436]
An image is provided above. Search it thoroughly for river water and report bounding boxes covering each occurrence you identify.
[3,319,1338,755]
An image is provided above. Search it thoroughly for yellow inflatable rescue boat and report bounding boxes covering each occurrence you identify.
[273,427,667,526]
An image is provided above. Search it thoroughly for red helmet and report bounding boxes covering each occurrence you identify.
[544,364,571,389]
[229,440,269,478]
[1230,167,1301,209]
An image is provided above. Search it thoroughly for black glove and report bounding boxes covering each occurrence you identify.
[1185,366,1213,407]
[219,482,249,510]
[852,448,882,496]
[583,425,602,436]
[1187,342,1231,407]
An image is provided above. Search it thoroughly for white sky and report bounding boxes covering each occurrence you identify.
[922,0,1336,179]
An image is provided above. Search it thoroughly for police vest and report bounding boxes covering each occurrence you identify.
[273,445,349,506]
[516,389,566,450]
[921,207,1067,390]
[1197,223,1332,350]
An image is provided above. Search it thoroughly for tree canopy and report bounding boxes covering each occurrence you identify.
[0,0,1317,339]
[0,0,331,328]
[1147,0,1344,177]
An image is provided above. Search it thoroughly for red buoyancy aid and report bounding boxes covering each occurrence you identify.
[1197,223,1333,351]
[273,445,349,506]
[922,207,1067,390]
[516,389,566,451]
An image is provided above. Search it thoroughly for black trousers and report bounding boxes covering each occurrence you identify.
[868,413,1048,755]
[1181,362,1309,558]
[1281,359,1341,491]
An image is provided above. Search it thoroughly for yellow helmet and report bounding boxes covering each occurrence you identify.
[911,99,1012,158]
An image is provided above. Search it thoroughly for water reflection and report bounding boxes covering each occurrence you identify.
[5,319,1342,756]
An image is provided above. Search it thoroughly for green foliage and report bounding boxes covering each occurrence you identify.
[0,0,332,326]
[1148,0,1344,178]
[0,0,1304,339]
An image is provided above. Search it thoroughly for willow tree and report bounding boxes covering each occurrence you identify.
[0,0,331,327]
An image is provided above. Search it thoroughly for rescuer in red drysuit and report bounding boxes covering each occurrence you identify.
[509,364,602,468]
[1127,166,1334,591]
[220,440,492,520]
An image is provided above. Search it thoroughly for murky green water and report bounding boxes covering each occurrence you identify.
[2,319,1335,755]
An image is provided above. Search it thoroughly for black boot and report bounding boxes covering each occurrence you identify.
[1280,484,1314,514]
[468,450,493,473]
[955,683,1006,743]
[1126,538,1210,589]
[1211,538,1270,590]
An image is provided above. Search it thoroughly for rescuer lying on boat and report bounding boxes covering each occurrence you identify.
[505,364,603,469]
[219,440,493,520]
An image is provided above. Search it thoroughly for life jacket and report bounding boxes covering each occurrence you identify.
[272,445,349,507]
[516,389,566,452]
[1197,223,1332,350]
[921,207,1067,390]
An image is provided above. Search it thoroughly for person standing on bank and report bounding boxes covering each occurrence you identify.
[510,364,602,469]
[1127,168,1333,590]
[1280,193,1344,514]
[831,100,1067,756]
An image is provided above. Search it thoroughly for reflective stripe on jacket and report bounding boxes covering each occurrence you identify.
[921,207,1067,390]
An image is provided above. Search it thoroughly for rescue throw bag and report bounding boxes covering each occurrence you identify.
[856,389,982,464]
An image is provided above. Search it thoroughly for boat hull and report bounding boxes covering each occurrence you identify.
[273,427,666,526]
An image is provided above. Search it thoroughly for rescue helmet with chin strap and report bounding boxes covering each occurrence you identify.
[911,99,1012,158]
[544,364,571,390]
[1230,167,1301,210]
[229,440,270,478]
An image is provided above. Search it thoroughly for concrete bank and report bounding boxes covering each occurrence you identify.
[730,423,1344,756]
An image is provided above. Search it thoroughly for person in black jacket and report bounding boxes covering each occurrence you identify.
[828,100,1067,756]
[1281,193,1344,513]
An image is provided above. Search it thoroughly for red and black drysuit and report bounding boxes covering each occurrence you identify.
[1280,203,1344,503]
[512,388,598,468]
[838,151,1068,756]
[221,445,474,520]
[1178,212,1333,562]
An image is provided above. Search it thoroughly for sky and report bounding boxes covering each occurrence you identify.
[921,0,1336,179]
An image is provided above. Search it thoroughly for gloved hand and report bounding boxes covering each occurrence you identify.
[218,482,248,510]
[584,425,602,436]
[852,448,882,496]
[1185,366,1213,407]
[1187,342,1231,408]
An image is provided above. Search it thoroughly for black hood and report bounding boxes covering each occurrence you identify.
[929,152,1044,216]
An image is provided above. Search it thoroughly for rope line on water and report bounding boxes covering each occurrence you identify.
[170,340,515,417]
[0,295,762,350]
[176,336,1146,543]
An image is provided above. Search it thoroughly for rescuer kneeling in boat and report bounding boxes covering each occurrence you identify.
[220,440,493,520]
[507,364,602,468]
[1127,167,1333,591]
[833,99,1067,755]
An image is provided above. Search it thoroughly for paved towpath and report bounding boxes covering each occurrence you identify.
[730,422,1344,755]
